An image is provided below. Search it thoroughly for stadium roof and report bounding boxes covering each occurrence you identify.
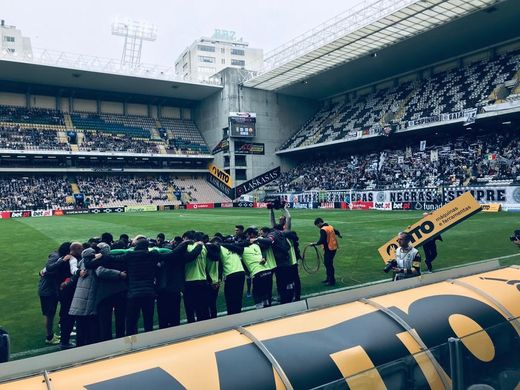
[244,0,508,94]
[0,55,222,105]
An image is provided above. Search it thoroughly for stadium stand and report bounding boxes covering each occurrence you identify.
[75,175,177,207]
[276,128,520,192]
[0,174,235,210]
[0,106,64,126]
[159,118,210,155]
[0,175,71,210]
[0,126,71,151]
[78,132,160,154]
[70,112,153,138]
[174,176,231,203]
[281,50,520,150]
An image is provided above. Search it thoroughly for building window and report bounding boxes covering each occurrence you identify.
[221,59,225,65]
[6,48,15,53]
[231,59,245,66]
[198,56,215,64]
[4,36,15,43]
[221,48,225,54]
[197,44,215,52]
[231,49,245,56]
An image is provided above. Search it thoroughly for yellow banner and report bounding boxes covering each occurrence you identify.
[208,164,233,188]
[482,203,501,212]
[378,192,482,263]
[125,205,157,212]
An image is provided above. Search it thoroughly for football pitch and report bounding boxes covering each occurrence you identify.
[0,208,518,357]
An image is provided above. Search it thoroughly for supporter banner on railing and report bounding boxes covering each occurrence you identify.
[443,186,520,208]
[125,205,157,213]
[407,108,477,129]
[234,167,281,198]
[207,175,235,199]
[378,192,482,263]
[186,203,215,210]
[208,164,233,188]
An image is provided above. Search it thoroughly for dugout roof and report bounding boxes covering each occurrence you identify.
[244,0,520,99]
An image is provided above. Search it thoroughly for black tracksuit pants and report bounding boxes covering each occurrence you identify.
[324,250,337,284]
[184,280,210,323]
[275,266,295,304]
[252,271,273,308]
[224,271,245,315]
[291,264,301,301]
[97,291,127,341]
[157,291,182,329]
[126,295,155,335]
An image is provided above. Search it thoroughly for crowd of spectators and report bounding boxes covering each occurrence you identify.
[277,129,520,192]
[75,176,172,207]
[0,176,72,210]
[0,126,71,151]
[79,132,161,154]
[0,106,64,126]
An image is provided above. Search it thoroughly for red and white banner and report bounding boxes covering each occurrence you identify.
[350,201,374,210]
[220,202,234,208]
[254,202,269,208]
[186,203,215,210]
[0,211,11,219]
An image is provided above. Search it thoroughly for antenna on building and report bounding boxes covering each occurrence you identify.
[111,18,157,68]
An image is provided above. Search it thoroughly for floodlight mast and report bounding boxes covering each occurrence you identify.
[111,18,157,68]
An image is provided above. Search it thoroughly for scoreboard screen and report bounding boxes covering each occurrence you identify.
[229,112,256,138]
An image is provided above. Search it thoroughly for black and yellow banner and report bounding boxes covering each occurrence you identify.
[378,192,482,263]
[1,267,518,389]
[482,203,501,212]
[208,164,233,188]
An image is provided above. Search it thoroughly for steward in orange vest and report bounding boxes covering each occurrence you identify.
[314,217,342,286]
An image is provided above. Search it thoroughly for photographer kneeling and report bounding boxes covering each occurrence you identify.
[385,232,421,281]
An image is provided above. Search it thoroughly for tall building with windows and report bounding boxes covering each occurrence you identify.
[175,29,263,82]
[0,20,32,58]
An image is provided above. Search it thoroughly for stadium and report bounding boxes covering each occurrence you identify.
[0,0,520,389]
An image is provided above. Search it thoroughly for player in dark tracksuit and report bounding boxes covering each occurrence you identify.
[422,235,442,272]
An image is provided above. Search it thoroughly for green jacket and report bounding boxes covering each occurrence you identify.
[219,246,244,277]
[242,244,270,277]
[185,243,208,282]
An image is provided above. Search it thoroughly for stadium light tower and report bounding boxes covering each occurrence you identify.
[111,18,157,68]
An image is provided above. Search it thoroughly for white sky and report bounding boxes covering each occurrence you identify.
[2,0,360,66]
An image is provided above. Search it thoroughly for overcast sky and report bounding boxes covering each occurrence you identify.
[3,0,361,66]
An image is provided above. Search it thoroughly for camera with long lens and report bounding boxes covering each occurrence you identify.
[383,260,398,273]
[509,230,520,242]
[266,197,286,210]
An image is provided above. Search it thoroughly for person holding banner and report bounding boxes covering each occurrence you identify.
[392,232,421,281]
[421,212,442,273]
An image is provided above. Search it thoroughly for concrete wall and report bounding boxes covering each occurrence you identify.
[193,68,321,183]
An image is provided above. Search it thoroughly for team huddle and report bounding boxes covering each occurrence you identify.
[37,207,342,349]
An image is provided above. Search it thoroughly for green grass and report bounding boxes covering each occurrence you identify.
[0,209,518,356]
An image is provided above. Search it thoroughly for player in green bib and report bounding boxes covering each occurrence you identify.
[222,227,273,309]
[208,237,245,315]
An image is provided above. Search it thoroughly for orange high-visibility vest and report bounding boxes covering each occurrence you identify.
[321,225,338,251]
